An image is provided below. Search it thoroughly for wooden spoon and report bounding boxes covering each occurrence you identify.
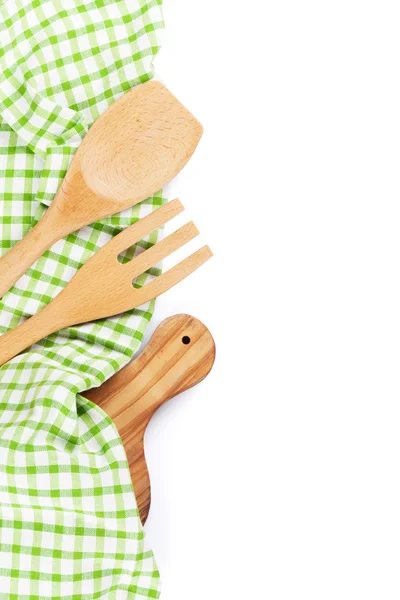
[84,314,216,524]
[0,81,203,299]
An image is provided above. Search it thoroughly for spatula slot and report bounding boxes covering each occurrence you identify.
[131,264,161,288]
[117,245,139,265]
[117,242,149,265]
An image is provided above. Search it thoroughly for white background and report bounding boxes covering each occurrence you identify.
[142,1,400,598]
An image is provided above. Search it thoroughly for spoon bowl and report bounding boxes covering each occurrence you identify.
[0,81,203,299]
[78,81,202,204]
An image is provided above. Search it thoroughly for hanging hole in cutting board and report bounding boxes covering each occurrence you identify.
[182,336,191,344]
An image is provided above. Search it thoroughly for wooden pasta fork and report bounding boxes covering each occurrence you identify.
[0,199,212,367]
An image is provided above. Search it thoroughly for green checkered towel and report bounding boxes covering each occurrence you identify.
[0,1,164,598]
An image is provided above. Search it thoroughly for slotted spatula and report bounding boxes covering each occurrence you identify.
[0,200,212,367]
[84,314,216,524]
[0,81,203,299]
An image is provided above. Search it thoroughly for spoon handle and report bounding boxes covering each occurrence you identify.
[0,203,68,299]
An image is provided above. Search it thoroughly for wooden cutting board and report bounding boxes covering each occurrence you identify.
[84,314,216,524]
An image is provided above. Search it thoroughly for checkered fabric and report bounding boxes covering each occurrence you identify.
[0,0,164,598]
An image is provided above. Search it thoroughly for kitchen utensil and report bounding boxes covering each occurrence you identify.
[0,81,203,299]
[0,199,212,366]
[84,314,216,524]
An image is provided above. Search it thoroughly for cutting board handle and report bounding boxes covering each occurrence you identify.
[84,314,216,524]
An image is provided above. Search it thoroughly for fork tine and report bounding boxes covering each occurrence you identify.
[109,199,184,256]
[133,245,213,306]
[128,221,200,279]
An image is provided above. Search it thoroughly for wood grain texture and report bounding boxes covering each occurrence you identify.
[0,199,212,367]
[0,81,203,299]
[84,314,216,524]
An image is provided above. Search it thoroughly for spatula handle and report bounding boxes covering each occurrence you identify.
[0,295,68,366]
[84,314,216,524]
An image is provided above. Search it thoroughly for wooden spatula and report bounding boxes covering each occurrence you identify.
[0,199,212,367]
[0,81,203,299]
[84,314,216,524]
